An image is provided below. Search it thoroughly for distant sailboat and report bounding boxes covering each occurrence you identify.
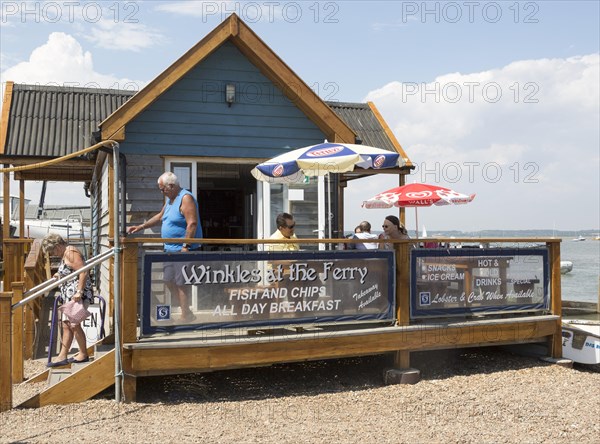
[572,235,586,242]
[421,225,440,248]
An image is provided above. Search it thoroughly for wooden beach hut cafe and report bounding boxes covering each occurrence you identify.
[0,15,564,410]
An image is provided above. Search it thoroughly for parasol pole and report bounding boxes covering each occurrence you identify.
[414,207,419,240]
[327,173,332,242]
[317,175,326,250]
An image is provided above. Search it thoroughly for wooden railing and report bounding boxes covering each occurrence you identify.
[1,246,113,412]
[2,238,33,291]
[120,237,563,348]
[1,236,564,412]
[22,239,51,360]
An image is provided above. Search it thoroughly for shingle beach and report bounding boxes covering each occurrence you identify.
[2,347,599,443]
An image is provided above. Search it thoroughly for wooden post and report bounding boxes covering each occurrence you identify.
[0,292,13,412]
[3,240,29,292]
[19,180,25,238]
[394,241,411,369]
[2,165,10,241]
[23,270,36,361]
[11,282,25,383]
[385,240,420,384]
[122,242,139,344]
[2,242,14,292]
[122,241,139,402]
[547,241,562,358]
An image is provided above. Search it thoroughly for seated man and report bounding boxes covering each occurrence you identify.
[266,212,299,251]
[347,221,379,250]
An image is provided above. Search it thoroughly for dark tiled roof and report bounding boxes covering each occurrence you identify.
[327,101,396,152]
[3,84,135,158]
[2,85,399,158]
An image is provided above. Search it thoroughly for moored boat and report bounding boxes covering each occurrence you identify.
[562,320,600,370]
[11,216,90,240]
[560,260,573,274]
[572,235,586,242]
[9,204,90,241]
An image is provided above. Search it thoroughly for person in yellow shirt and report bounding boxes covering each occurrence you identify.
[267,212,299,251]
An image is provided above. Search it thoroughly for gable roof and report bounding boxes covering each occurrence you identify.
[1,84,411,166]
[100,14,356,145]
[0,15,413,176]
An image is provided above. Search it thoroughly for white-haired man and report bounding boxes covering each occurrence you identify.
[127,171,203,322]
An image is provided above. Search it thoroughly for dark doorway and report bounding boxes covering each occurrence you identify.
[197,163,255,246]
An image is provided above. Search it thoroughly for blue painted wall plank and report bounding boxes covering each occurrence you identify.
[121,41,325,157]
[135,109,323,129]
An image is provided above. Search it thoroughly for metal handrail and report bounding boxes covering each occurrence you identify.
[47,296,61,366]
[11,248,115,310]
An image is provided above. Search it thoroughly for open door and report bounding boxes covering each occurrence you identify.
[165,159,257,250]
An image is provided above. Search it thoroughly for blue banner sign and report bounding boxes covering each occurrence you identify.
[141,250,395,334]
[410,248,549,318]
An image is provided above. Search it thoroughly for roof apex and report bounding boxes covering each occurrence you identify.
[100,13,355,143]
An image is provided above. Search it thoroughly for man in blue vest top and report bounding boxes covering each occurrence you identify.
[128,172,203,322]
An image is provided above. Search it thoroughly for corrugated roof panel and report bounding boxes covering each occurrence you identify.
[3,85,400,162]
[326,101,397,152]
[3,84,135,158]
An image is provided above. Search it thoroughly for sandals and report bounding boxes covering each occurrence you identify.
[47,358,69,368]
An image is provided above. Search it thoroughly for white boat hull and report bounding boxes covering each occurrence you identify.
[560,260,573,274]
[11,218,90,240]
[562,321,600,365]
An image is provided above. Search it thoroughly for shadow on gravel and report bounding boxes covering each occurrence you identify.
[412,346,550,380]
[132,346,551,404]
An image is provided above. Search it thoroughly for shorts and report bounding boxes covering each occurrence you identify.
[163,262,186,286]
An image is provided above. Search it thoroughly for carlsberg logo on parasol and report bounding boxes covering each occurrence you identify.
[305,146,344,157]
[373,155,386,168]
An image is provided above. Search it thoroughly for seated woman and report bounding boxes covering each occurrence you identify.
[379,215,411,250]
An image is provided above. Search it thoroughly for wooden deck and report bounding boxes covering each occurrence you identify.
[121,315,558,391]
[2,237,567,408]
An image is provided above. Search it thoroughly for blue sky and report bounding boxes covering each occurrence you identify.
[1,1,599,232]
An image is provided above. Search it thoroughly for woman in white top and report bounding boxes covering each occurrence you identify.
[379,215,411,250]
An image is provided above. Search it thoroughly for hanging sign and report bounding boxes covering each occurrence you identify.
[141,250,395,334]
[410,248,549,318]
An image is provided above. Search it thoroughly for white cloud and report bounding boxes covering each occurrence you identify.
[345,54,600,231]
[155,1,213,16]
[0,32,145,90]
[154,0,297,22]
[83,20,165,52]
[1,32,147,206]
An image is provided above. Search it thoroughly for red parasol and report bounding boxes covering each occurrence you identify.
[362,183,475,238]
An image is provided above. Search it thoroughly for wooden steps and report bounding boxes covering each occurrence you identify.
[18,347,115,408]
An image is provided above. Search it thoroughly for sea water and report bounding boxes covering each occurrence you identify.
[347,231,599,303]
[559,239,599,303]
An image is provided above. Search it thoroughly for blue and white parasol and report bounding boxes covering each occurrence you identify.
[251,142,403,183]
